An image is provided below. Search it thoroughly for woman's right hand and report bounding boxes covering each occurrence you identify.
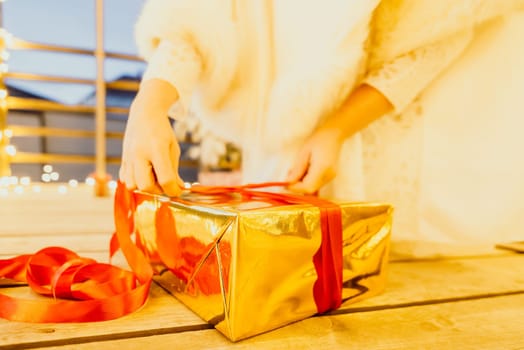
[119,79,184,196]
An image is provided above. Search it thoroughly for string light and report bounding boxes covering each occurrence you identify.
[0,171,117,195]
[0,176,8,187]
[7,176,17,185]
[20,176,30,186]
[5,144,16,156]
[85,177,95,186]
[108,180,117,191]
[43,165,53,173]
[1,128,13,142]
[50,171,59,181]
[0,29,14,48]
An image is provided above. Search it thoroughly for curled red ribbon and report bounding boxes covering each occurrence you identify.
[0,181,342,323]
[0,247,150,322]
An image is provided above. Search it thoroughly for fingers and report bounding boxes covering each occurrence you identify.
[171,142,185,189]
[134,161,162,194]
[288,162,335,195]
[151,141,183,197]
[286,150,310,183]
[118,163,125,185]
[119,161,137,191]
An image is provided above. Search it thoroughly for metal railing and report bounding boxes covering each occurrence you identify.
[0,1,198,195]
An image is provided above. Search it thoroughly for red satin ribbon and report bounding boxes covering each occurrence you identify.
[0,247,150,322]
[0,181,342,323]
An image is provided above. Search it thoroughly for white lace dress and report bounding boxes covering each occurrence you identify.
[361,13,524,256]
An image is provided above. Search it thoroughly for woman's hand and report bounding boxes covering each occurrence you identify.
[286,126,345,194]
[286,84,394,194]
[119,79,184,196]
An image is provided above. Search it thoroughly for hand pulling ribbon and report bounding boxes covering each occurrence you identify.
[0,181,342,323]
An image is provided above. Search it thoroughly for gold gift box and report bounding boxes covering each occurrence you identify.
[133,190,392,341]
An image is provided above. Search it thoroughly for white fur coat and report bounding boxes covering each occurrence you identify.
[135,0,524,253]
[135,0,523,164]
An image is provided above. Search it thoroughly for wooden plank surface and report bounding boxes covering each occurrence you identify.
[1,232,111,257]
[2,255,523,349]
[342,254,524,311]
[2,186,523,349]
[0,284,207,349]
[41,293,524,350]
[0,185,114,236]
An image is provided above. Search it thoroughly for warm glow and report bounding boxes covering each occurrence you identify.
[5,144,16,156]
[41,173,51,182]
[43,164,53,173]
[4,129,12,138]
[68,179,79,187]
[0,51,9,61]
[20,176,31,186]
[8,176,17,185]
[0,29,13,48]
[85,177,95,186]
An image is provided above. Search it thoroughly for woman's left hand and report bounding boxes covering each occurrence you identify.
[286,126,345,194]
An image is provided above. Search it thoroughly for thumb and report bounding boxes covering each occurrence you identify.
[286,150,310,183]
[288,162,323,194]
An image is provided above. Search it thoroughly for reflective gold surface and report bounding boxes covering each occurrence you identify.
[135,193,392,341]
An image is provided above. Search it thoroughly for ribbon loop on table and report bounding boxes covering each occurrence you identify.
[0,246,150,322]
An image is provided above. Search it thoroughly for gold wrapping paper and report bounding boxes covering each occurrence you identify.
[134,192,392,341]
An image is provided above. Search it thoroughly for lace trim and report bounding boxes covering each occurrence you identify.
[364,29,473,113]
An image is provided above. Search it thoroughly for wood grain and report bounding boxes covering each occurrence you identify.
[340,254,524,312]
[2,255,523,349]
[2,186,523,349]
[0,185,114,236]
[0,284,207,349]
[36,293,524,350]
[1,233,111,257]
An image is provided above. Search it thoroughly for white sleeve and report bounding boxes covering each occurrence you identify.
[135,0,238,116]
[141,39,202,114]
[364,29,473,113]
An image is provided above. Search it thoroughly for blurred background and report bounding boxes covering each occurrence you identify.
[0,0,236,193]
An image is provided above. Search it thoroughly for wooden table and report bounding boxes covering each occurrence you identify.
[1,185,523,349]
